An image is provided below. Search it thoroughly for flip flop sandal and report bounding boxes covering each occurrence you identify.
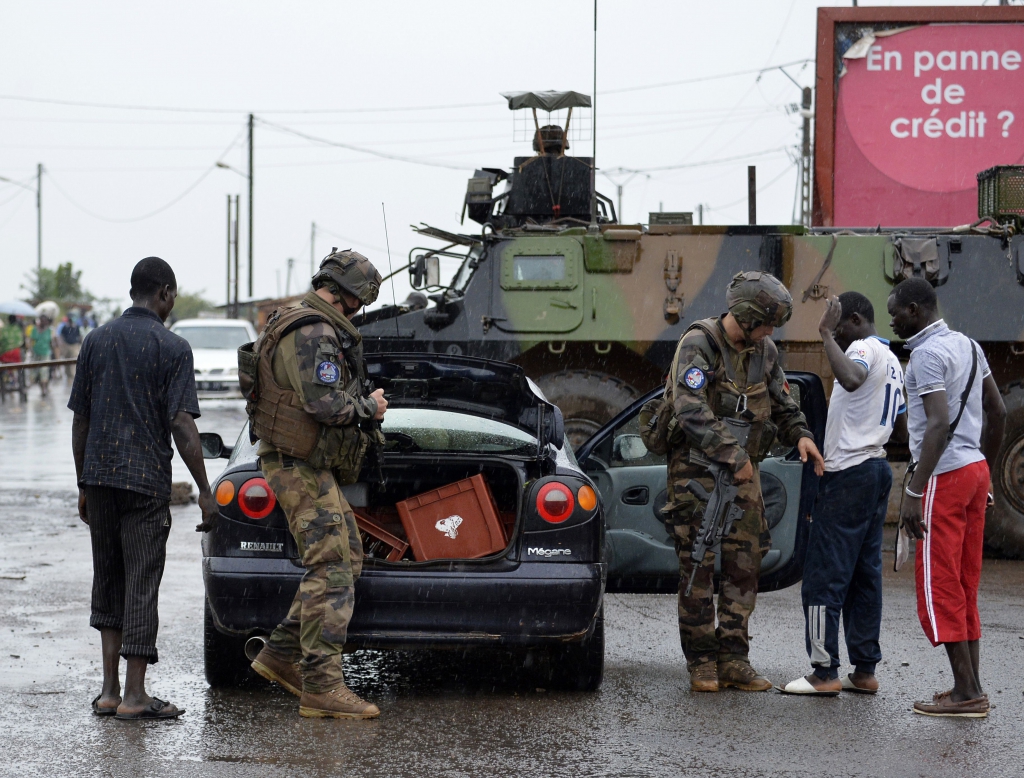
[91,695,119,717]
[841,674,879,695]
[777,677,840,696]
[114,697,185,720]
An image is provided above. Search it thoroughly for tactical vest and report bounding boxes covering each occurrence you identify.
[247,301,370,477]
[677,318,778,462]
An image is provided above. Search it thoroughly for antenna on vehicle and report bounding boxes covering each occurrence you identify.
[381,202,400,338]
[589,0,598,232]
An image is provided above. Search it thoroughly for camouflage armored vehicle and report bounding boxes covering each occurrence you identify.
[357,91,1024,557]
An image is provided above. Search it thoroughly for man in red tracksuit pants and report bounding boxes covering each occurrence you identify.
[887,279,1006,718]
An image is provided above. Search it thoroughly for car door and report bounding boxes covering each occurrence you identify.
[576,371,827,593]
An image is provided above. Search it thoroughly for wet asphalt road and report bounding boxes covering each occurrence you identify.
[2,383,1024,777]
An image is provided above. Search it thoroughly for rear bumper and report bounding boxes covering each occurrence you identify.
[203,556,605,648]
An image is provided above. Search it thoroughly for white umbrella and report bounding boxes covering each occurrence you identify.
[0,300,38,317]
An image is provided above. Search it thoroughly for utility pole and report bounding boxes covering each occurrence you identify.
[225,195,231,313]
[310,221,316,278]
[800,86,813,228]
[226,195,240,318]
[748,166,757,225]
[248,113,254,298]
[285,258,294,297]
[697,203,704,225]
[36,163,42,272]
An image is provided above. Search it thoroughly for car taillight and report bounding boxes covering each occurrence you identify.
[537,482,575,523]
[577,484,598,512]
[238,478,276,519]
[215,480,235,506]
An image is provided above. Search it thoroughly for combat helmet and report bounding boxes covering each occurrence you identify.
[725,271,793,332]
[312,248,382,310]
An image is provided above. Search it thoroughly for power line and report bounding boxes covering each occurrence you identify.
[605,145,791,175]
[600,58,814,95]
[257,118,472,171]
[316,226,386,253]
[43,124,247,223]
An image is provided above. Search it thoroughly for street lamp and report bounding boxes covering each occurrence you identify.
[0,163,42,271]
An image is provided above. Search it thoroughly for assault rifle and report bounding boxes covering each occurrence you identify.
[682,419,750,597]
[362,377,386,487]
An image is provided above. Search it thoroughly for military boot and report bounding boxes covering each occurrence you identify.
[689,662,719,693]
[718,659,772,691]
[251,647,302,697]
[299,686,380,719]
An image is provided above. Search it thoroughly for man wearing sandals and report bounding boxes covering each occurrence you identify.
[888,278,1005,718]
[70,257,218,720]
[783,292,906,697]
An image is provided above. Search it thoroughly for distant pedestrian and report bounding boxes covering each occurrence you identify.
[68,257,218,720]
[888,278,1005,718]
[27,314,55,397]
[783,293,905,696]
[0,315,24,363]
[58,314,83,378]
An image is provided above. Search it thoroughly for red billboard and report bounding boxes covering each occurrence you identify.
[814,6,1024,227]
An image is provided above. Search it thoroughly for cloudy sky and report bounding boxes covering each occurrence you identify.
[0,0,988,312]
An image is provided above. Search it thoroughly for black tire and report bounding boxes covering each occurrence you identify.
[204,598,250,687]
[545,608,605,692]
[536,371,639,450]
[987,385,1024,558]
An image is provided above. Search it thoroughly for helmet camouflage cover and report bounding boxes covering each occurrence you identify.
[725,271,793,328]
[312,249,382,306]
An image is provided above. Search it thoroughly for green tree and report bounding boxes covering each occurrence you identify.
[172,290,216,321]
[23,262,93,304]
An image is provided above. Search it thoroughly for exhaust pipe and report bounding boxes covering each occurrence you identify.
[245,635,268,662]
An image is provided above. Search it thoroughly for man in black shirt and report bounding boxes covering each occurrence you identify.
[69,257,217,720]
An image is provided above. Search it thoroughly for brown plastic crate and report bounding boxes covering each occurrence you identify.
[396,474,507,561]
[353,508,409,562]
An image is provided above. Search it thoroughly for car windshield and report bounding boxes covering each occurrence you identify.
[383,408,537,455]
[174,326,251,350]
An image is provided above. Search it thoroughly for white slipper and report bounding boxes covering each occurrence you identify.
[841,674,879,694]
[778,676,841,696]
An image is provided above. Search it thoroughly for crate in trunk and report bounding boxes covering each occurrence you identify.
[353,508,409,562]
[396,474,506,561]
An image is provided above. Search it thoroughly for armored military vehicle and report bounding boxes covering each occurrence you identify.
[357,91,1024,557]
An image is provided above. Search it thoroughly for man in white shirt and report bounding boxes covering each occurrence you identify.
[784,292,906,696]
[889,278,1005,718]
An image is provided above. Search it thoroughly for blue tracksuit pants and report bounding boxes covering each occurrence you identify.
[801,457,892,679]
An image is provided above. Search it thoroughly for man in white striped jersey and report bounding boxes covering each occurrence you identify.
[784,292,906,696]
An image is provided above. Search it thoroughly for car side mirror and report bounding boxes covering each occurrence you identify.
[613,434,648,462]
[411,254,441,289]
[200,432,233,460]
[549,405,565,450]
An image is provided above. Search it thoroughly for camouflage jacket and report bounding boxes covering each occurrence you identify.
[668,315,812,475]
[257,293,377,455]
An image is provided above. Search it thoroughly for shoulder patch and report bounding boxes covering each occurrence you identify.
[316,360,341,385]
[683,366,707,391]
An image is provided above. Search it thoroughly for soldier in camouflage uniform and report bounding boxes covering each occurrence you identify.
[247,249,386,719]
[663,271,825,693]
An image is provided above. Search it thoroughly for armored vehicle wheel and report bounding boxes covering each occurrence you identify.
[204,598,249,687]
[536,371,639,450]
[987,385,1024,558]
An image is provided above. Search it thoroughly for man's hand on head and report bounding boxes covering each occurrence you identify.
[818,295,843,338]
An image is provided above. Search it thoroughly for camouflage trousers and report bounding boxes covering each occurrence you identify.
[664,464,771,670]
[262,455,363,694]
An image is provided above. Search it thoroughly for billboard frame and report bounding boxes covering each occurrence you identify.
[813,5,1024,226]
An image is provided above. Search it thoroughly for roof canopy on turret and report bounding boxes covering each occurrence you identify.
[500,91,592,111]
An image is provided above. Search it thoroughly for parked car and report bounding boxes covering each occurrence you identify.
[171,318,257,398]
[199,355,826,692]
[200,354,606,690]
[575,371,827,593]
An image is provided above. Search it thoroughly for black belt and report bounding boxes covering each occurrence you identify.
[260,452,304,469]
